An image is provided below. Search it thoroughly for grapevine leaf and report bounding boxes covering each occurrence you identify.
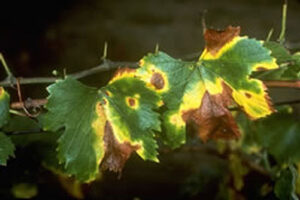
[11,183,38,199]
[0,132,15,165]
[238,106,300,164]
[275,166,298,200]
[42,78,105,182]
[42,74,161,181]
[100,68,161,172]
[137,26,278,148]
[228,153,248,191]
[0,87,10,128]
[264,41,293,64]
[256,42,300,80]
[2,115,40,134]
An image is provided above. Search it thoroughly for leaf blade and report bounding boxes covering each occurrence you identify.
[42,78,105,182]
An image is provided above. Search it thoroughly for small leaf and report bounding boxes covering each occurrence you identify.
[256,42,300,80]
[0,87,10,128]
[264,41,293,64]
[0,132,15,166]
[11,183,38,199]
[275,166,298,200]
[239,106,300,164]
[137,26,277,148]
[229,153,248,191]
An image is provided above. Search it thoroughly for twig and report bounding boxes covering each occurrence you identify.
[278,1,287,44]
[1,56,300,91]
[9,96,300,112]
[274,99,300,106]
[201,10,207,34]
[11,99,48,110]
[0,60,138,87]
[101,42,108,60]
[264,80,300,88]
[16,79,40,118]
[0,53,13,77]
[9,109,27,117]
[265,28,274,42]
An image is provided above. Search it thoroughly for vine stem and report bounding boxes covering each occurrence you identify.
[10,98,300,110]
[264,80,300,88]
[1,59,299,89]
[278,1,287,44]
[0,53,13,78]
[0,60,138,87]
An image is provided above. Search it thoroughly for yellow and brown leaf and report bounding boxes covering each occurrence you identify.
[136,26,278,148]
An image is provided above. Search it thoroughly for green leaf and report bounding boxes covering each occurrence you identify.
[275,166,298,200]
[2,115,40,133]
[11,183,38,199]
[239,106,300,164]
[264,41,293,64]
[282,52,300,80]
[228,153,248,191]
[0,132,15,165]
[137,26,277,148]
[42,78,105,182]
[0,87,10,128]
[256,42,300,80]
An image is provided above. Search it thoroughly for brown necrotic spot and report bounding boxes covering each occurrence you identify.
[245,92,252,98]
[128,98,136,107]
[101,122,140,174]
[104,90,111,96]
[150,72,165,90]
[102,99,107,105]
[256,66,268,71]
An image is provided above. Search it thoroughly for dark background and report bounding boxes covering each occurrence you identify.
[1,0,300,199]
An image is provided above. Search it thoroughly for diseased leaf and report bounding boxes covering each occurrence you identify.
[0,132,15,165]
[42,75,161,181]
[100,68,161,172]
[137,26,278,148]
[0,87,10,128]
[275,166,298,200]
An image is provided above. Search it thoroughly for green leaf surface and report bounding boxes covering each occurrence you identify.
[264,41,293,64]
[238,106,300,164]
[256,42,300,80]
[2,115,40,134]
[0,132,15,165]
[137,26,277,148]
[275,166,298,200]
[0,87,10,128]
[11,183,38,199]
[42,78,104,182]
